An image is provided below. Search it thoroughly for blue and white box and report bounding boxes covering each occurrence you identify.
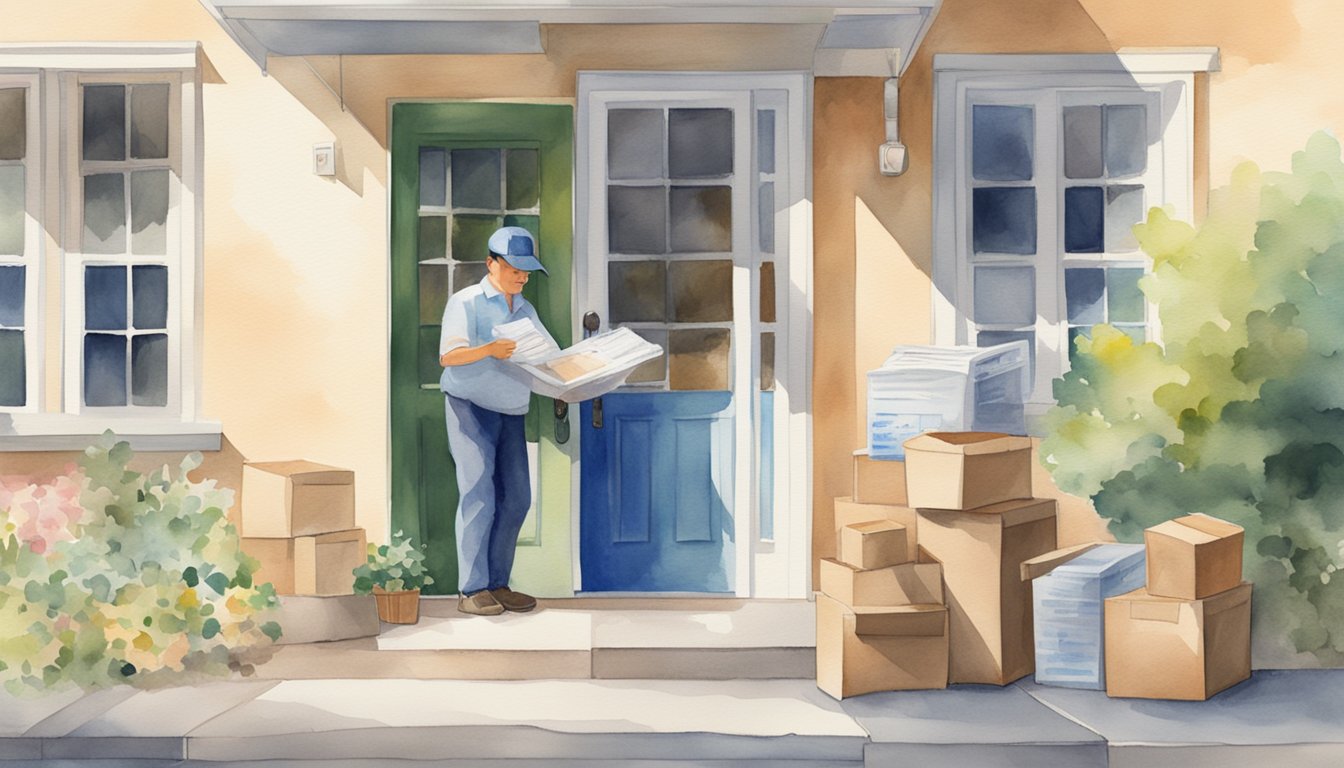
[1031,543,1146,690]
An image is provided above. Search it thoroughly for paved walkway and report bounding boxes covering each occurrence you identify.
[2,670,1342,766]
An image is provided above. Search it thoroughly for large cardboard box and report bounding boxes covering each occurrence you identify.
[1144,514,1245,600]
[903,432,1032,511]
[816,594,949,698]
[916,497,1057,685]
[820,559,944,607]
[839,520,909,570]
[852,450,907,505]
[1104,583,1252,700]
[242,461,356,538]
[242,528,367,596]
[833,497,919,563]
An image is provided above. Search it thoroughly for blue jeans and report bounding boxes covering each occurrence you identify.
[443,395,531,595]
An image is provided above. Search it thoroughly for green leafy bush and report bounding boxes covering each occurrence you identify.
[352,530,434,594]
[0,433,281,693]
[1042,132,1344,665]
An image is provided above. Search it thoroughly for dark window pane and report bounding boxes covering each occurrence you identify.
[1068,325,1091,365]
[608,109,664,181]
[505,148,541,210]
[84,333,127,406]
[0,265,22,326]
[129,83,169,160]
[132,265,168,329]
[669,259,733,322]
[452,261,488,294]
[1106,184,1145,252]
[85,265,127,331]
[451,214,499,261]
[1063,106,1102,179]
[418,216,446,261]
[419,263,448,324]
[757,109,776,175]
[0,329,23,406]
[1117,325,1146,345]
[608,260,667,323]
[0,88,25,161]
[759,261,776,323]
[669,328,730,391]
[131,333,168,406]
[670,185,731,252]
[669,108,733,178]
[973,266,1035,325]
[624,328,666,384]
[608,185,666,254]
[759,182,775,254]
[972,105,1033,181]
[0,165,22,255]
[761,331,775,391]
[419,148,446,208]
[451,149,502,210]
[1106,105,1147,177]
[83,173,126,254]
[1065,268,1105,325]
[130,169,169,255]
[1108,268,1146,323]
[83,85,126,162]
[972,187,1036,254]
[977,329,1035,387]
[1064,186,1104,253]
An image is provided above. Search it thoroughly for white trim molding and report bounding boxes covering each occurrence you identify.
[935,48,1221,75]
[0,42,204,71]
[0,414,222,452]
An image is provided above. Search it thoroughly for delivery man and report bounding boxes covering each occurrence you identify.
[438,226,555,615]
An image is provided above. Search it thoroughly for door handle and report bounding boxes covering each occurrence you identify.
[554,399,570,444]
[582,311,604,429]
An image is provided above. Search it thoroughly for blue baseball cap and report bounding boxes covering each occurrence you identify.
[487,226,547,275]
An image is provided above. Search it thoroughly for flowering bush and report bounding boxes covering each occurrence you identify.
[0,433,281,693]
[352,530,434,593]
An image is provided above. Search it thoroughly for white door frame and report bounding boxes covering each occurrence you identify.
[572,71,812,599]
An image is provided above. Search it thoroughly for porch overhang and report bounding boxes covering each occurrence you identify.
[197,0,940,77]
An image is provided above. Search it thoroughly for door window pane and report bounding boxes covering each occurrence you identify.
[1065,268,1105,325]
[418,216,447,260]
[0,166,22,255]
[758,181,775,254]
[972,187,1036,254]
[129,84,169,160]
[83,173,127,254]
[608,260,667,323]
[0,329,22,405]
[608,185,666,254]
[1105,184,1145,252]
[625,328,667,384]
[973,266,1036,325]
[759,261,776,323]
[502,214,539,239]
[670,185,731,252]
[669,259,732,322]
[0,265,22,326]
[0,88,24,161]
[84,333,127,406]
[1108,268,1146,323]
[972,105,1033,181]
[130,169,169,255]
[451,149,502,210]
[669,108,733,178]
[452,262,488,293]
[131,333,168,406]
[761,331,775,391]
[1064,186,1104,253]
[1105,105,1147,177]
[83,85,126,162]
[757,109,776,174]
[669,328,730,390]
[419,263,448,324]
[1063,106,1102,179]
[85,265,127,330]
[452,214,498,260]
[419,148,447,208]
[608,109,664,181]
[505,149,540,210]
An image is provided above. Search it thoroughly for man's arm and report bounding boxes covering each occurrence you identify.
[440,339,516,367]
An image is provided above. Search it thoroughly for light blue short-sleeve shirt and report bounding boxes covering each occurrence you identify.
[439,276,556,415]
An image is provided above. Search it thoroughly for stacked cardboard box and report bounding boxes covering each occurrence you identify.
[1104,514,1251,700]
[240,461,367,597]
[816,514,948,699]
[905,432,1057,686]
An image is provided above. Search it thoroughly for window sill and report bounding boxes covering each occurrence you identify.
[0,414,223,452]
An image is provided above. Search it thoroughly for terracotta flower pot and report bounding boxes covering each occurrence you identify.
[372,587,421,624]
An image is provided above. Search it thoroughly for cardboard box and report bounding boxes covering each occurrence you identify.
[1027,543,1146,690]
[242,460,356,538]
[1104,583,1252,700]
[816,593,948,698]
[1144,514,1245,600]
[853,451,907,505]
[902,432,1032,511]
[242,528,367,596]
[820,558,943,607]
[834,497,919,563]
[839,520,909,570]
[916,497,1057,685]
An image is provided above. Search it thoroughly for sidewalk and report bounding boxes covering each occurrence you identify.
[2,670,1343,766]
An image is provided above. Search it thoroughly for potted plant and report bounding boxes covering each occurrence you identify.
[352,531,434,624]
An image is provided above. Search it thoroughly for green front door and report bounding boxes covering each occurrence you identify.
[390,103,574,596]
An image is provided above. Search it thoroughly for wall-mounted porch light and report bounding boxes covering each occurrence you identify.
[880,77,908,176]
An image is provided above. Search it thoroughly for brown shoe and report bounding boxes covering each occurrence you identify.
[490,587,537,613]
[458,590,504,616]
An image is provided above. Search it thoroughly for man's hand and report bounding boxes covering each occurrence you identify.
[488,339,517,360]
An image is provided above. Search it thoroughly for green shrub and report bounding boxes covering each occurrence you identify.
[0,432,281,693]
[352,530,434,594]
[1042,132,1344,665]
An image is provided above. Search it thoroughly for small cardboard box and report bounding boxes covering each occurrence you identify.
[1104,583,1252,700]
[834,497,919,563]
[243,460,356,538]
[820,558,943,607]
[242,528,367,596]
[902,432,1033,511]
[853,451,908,505]
[839,520,909,570]
[1144,514,1245,600]
[917,497,1057,685]
[816,593,949,699]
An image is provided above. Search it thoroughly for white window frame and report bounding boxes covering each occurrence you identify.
[0,73,42,415]
[932,51,1218,420]
[0,43,218,451]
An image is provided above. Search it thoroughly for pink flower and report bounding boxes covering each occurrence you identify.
[2,471,88,553]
